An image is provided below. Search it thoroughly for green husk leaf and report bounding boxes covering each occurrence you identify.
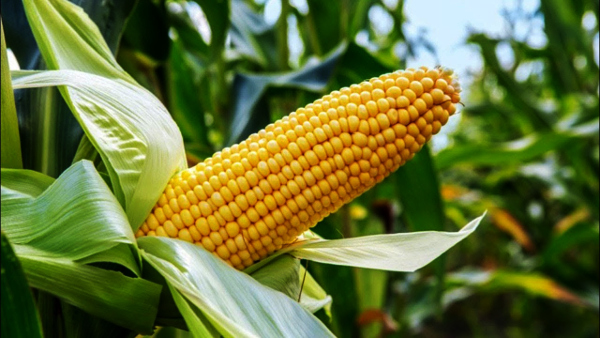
[249,254,332,314]
[1,161,136,271]
[250,254,301,300]
[249,214,484,272]
[168,284,219,338]
[12,69,186,230]
[21,0,186,229]
[139,237,335,338]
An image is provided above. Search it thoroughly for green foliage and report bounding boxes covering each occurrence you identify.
[433,0,599,336]
[1,233,43,338]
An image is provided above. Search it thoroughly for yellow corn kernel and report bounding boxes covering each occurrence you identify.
[137,67,461,269]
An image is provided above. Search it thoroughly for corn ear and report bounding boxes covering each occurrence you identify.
[136,66,461,269]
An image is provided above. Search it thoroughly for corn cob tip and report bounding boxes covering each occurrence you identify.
[136,66,461,269]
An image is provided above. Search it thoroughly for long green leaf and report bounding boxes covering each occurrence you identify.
[1,161,136,269]
[250,214,484,272]
[139,237,335,337]
[23,0,131,81]
[168,285,219,338]
[2,161,161,335]
[20,255,161,334]
[190,0,229,59]
[229,0,278,69]
[1,21,22,169]
[5,0,136,177]
[1,233,43,338]
[11,69,186,230]
[227,44,344,145]
[0,168,54,199]
[21,0,187,228]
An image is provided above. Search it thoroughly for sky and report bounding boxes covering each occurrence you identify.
[402,0,543,86]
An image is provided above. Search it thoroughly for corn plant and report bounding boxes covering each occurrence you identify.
[1,1,483,337]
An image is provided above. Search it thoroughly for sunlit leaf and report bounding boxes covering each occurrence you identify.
[1,161,136,272]
[250,214,484,272]
[229,0,278,68]
[448,269,593,307]
[190,0,229,58]
[139,237,335,337]
[12,69,186,230]
[21,0,187,228]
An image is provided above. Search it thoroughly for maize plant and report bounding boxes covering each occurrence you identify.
[1,0,485,337]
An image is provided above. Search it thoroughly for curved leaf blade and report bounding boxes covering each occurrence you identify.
[21,0,187,228]
[249,214,484,273]
[289,214,483,271]
[12,69,186,230]
[1,21,22,169]
[1,161,135,268]
[20,255,161,335]
[139,237,335,338]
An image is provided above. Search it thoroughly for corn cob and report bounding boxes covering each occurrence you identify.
[136,66,461,270]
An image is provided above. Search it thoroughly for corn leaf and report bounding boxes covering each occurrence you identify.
[1,161,162,333]
[248,254,332,314]
[20,255,161,335]
[168,284,220,337]
[249,254,301,300]
[139,237,335,338]
[290,214,482,271]
[1,233,43,338]
[21,0,187,229]
[446,268,596,308]
[249,214,484,272]
[5,0,136,177]
[189,0,230,59]
[12,68,186,230]
[0,168,54,199]
[1,21,22,169]
[229,0,278,68]
[227,44,343,145]
[1,161,137,273]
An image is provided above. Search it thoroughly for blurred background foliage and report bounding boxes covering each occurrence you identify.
[3,0,598,336]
